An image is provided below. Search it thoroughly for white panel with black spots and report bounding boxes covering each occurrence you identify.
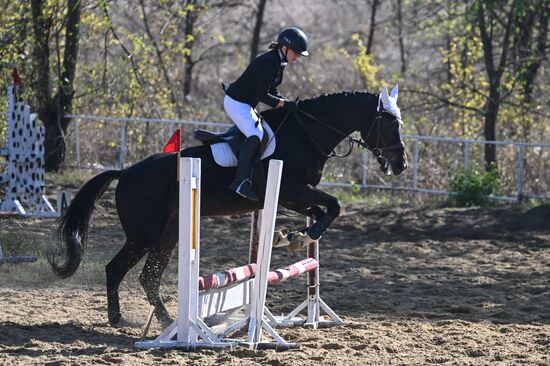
[0,86,55,216]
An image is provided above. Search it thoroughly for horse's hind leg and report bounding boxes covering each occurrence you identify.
[106,240,148,325]
[139,247,176,327]
[139,222,178,327]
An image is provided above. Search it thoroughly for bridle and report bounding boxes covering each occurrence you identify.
[291,106,406,159]
[365,111,406,159]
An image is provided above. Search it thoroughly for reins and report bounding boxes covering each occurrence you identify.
[291,105,405,159]
[265,106,294,151]
[293,111,355,158]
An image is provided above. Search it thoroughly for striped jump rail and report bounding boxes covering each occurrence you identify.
[198,258,319,292]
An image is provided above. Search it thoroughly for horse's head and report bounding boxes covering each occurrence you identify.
[360,85,408,176]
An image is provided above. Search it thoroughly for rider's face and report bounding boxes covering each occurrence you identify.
[283,46,301,63]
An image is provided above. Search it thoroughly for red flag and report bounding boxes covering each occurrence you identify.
[163,128,181,153]
[12,68,21,86]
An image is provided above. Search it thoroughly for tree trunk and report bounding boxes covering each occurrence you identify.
[475,0,516,171]
[43,106,66,172]
[31,0,51,110]
[31,0,80,171]
[183,4,198,97]
[250,0,268,62]
[519,3,548,104]
[395,0,407,73]
[483,85,499,170]
[365,0,379,54]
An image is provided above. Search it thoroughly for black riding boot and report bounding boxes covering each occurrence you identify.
[230,135,261,201]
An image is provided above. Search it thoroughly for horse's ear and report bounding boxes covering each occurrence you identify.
[390,84,398,99]
[379,84,402,122]
[381,85,389,100]
[378,85,389,111]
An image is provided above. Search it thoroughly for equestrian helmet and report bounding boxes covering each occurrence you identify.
[277,27,309,56]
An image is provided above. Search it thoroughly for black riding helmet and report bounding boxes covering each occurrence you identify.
[277,27,309,57]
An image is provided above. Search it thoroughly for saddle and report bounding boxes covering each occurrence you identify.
[195,122,271,158]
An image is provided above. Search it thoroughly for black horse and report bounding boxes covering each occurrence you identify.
[51,88,407,326]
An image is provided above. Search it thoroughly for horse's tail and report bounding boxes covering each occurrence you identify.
[49,170,121,279]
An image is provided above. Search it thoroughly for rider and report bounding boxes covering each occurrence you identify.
[224,27,309,201]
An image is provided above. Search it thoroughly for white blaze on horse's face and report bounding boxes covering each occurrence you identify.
[377,84,402,124]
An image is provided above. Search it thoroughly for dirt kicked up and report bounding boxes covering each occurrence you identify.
[1,201,549,365]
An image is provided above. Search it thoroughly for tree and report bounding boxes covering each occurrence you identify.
[474,0,517,170]
[395,0,407,73]
[411,0,548,169]
[0,1,31,136]
[180,1,202,97]
[176,1,244,97]
[472,0,549,169]
[31,0,81,171]
[512,0,549,139]
[249,0,268,62]
[365,0,380,55]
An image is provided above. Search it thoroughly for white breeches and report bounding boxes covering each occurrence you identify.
[224,95,263,139]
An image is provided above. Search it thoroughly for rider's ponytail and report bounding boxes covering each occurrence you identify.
[268,41,280,49]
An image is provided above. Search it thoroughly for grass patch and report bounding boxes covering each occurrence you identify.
[45,168,99,190]
[0,225,58,286]
[325,185,447,209]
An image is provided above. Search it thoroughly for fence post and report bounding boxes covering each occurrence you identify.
[464,141,470,171]
[361,150,368,187]
[412,137,419,191]
[120,121,127,169]
[517,144,525,204]
[75,119,81,169]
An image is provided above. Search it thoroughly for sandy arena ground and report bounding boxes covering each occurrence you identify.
[1,198,549,365]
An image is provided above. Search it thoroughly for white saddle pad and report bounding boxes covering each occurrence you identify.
[210,121,276,167]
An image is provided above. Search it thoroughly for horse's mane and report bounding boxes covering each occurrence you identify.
[300,90,376,105]
[298,90,378,115]
[261,90,378,128]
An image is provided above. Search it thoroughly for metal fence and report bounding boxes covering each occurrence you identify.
[66,115,550,203]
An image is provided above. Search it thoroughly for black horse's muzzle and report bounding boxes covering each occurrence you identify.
[372,141,407,176]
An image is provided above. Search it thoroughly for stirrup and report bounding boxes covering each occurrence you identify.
[231,179,259,201]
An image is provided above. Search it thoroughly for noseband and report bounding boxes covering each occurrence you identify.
[292,107,405,159]
[365,112,406,159]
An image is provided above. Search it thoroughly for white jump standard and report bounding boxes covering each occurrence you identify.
[135,157,344,350]
[135,158,287,349]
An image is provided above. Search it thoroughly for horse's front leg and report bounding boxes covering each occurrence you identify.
[279,185,341,250]
[272,205,325,247]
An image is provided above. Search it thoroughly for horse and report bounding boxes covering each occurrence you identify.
[50,85,408,326]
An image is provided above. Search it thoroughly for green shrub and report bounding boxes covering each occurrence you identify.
[450,163,501,206]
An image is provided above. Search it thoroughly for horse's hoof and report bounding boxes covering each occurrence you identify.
[273,230,290,248]
[288,232,315,251]
[108,311,122,325]
[154,308,174,328]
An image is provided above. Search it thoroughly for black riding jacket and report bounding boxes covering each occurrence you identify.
[225,48,286,108]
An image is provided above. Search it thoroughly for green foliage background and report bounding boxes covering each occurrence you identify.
[0,0,548,200]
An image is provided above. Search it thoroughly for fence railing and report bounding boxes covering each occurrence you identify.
[65,115,550,203]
